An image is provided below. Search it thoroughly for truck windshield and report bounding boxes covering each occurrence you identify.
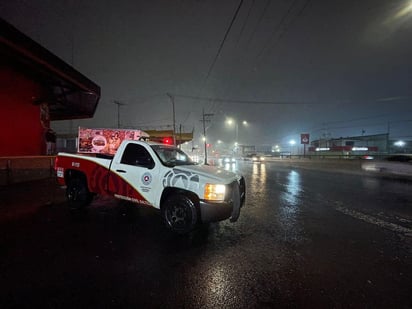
[151,145,196,167]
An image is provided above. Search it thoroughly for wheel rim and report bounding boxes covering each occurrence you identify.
[67,179,90,206]
[166,202,191,231]
[67,185,79,201]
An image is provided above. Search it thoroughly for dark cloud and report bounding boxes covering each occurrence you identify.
[2,0,412,146]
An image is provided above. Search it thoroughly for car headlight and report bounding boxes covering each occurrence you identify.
[260,156,265,161]
[204,184,226,201]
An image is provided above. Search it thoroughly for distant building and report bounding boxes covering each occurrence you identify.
[255,145,272,154]
[145,129,193,146]
[308,133,389,156]
[239,145,256,155]
[0,18,100,156]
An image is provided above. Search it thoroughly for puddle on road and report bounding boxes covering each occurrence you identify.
[277,170,306,242]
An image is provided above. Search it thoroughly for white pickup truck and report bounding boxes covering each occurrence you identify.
[55,140,245,234]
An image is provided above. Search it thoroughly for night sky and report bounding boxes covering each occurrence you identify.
[2,0,412,148]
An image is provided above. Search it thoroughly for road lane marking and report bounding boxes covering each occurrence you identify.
[334,204,412,236]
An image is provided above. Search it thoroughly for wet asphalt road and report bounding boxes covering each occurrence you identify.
[1,162,412,308]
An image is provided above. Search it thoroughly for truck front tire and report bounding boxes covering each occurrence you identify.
[66,176,93,209]
[162,194,198,234]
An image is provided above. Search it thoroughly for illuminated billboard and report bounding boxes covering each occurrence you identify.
[78,127,149,155]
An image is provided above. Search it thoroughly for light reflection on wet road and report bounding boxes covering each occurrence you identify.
[0,161,411,308]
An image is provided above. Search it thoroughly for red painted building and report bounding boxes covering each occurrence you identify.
[0,18,100,156]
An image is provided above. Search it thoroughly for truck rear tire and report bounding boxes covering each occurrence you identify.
[162,194,198,234]
[66,176,93,209]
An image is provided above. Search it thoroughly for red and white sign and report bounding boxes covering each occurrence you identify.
[301,133,310,145]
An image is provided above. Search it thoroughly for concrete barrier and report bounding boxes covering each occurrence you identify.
[0,156,55,185]
[251,157,368,177]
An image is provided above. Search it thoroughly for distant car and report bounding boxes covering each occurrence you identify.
[360,155,374,160]
[221,156,236,164]
[244,153,265,163]
[362,155,412,177]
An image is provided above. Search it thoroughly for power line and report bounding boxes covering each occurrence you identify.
[297,0,312,17]
[193,0,244,126]
[392,135,412,139]
[321,114,390,125]
[309,120,412,136]
[172,94,330,105]
[236,0,256,44]
[323,116,412,126]
[175,93,412,106]
[202,0,245,88]
[246,0,271,46]
[256,0,299,59]
[269,0,311,47]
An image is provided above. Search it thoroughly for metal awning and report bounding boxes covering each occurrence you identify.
[0,18,100,120]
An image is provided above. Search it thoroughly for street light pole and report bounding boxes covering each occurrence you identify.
[235,122,238,144]
[113,100,126,128]
[227,119,247,156]
[167,93,176,146]
[289,139,296,156]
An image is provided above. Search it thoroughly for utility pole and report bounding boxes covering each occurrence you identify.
[113,100,126,128]
[179,124,182,149]
[200,109,214,165]
[167,93,177,146]
[387,121,391,153]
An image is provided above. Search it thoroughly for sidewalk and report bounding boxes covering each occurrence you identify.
[0,177,66,222]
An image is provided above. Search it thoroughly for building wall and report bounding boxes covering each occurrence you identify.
[0,67,48,156]
[308,134,388,155]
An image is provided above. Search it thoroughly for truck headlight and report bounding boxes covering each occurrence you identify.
[204,184,226,201]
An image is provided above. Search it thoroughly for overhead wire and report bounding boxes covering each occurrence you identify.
[174,92,412,107]
[173,94,333,105]
[201,0,245,91]
[256,0,299,60]
[308,119,412,138]
[297,0,312,17]
[184,0,244,129]
[236,0,256,44]
[269,0,311,45]
[246,0,271,46]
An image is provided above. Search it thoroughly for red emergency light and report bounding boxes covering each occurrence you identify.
[162,137,173,145]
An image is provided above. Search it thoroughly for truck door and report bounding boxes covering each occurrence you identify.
[109,143,162,207]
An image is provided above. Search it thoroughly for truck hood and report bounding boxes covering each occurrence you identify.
[176,164,239,183]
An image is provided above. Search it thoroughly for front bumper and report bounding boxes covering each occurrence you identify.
[199,177,246,223]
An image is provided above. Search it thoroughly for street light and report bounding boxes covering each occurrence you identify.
[226,118,248,151]
[272,144,280,153]
[394,140,405,147]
